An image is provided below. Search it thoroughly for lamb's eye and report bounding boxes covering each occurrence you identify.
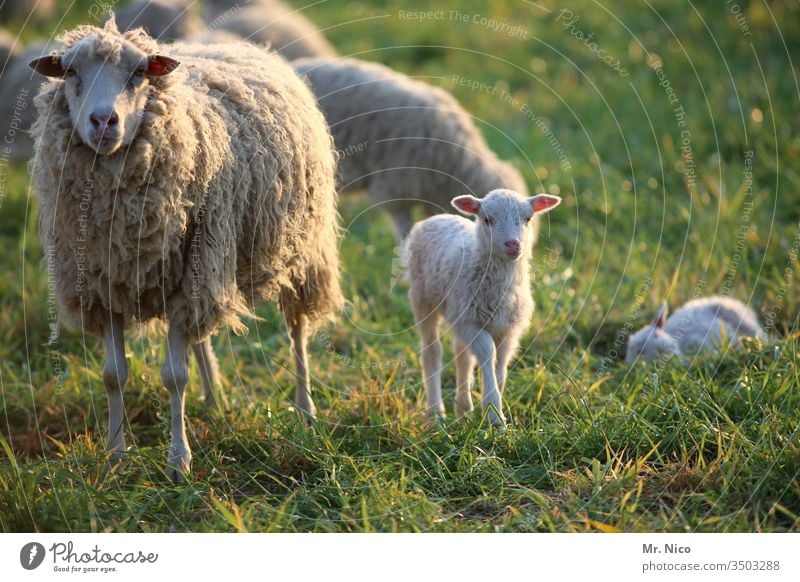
[483,217,493,226]
[65,68,76,78]
[524,216,531,224]
[134,67,145,77]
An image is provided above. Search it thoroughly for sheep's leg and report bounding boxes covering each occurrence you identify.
[453,337,475,417]
[494,333,519,395]
[388,207,415,241]
[192,338,220,408]
[288,313,316,421]
[457,326,504,426]
[161,324,192,481]
[411,296,444,419]
[103,313,127,464]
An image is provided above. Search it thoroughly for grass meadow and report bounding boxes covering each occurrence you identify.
[1,0,799,532]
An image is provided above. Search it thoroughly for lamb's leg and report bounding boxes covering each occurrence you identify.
[103,313,127,464]
[192,338,220,408]
[161,323,192,481]
[412,297,444,419]
[389,207,415,241]
[494,333,519,395]
[453,337,475,417]
[457,326,504,426]
[288,312,316,421]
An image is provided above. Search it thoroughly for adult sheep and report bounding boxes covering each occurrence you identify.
[111,0,204,42]
[29,19,343,480]
[293,58,528,239]
[204,0,337,61]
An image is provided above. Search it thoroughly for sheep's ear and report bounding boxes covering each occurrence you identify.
[452,195,481,215]
[653,302,668,328]
[146,55,180,77]
[29,55,66,77]
[529,194,561,214]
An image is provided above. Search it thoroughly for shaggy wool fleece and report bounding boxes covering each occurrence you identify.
[30,23,343,341]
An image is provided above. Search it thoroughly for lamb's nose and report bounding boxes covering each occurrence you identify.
[90,111,119,129]
[504,240,521,255]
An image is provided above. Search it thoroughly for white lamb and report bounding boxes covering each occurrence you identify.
[404,189,561,425]
[625,296,766,364]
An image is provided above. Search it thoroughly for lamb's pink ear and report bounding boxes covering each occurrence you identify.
[29,55,66,77]
[529,194,562,214]
[452,195,481,215]
[146,55,180,77]
[653,303,668,328]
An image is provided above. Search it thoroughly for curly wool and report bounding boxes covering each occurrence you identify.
[30,24,343,341]
[293,58,528,215]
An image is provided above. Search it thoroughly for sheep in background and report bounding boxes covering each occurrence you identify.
[0,28,18,67]
[625,296,766,364]
[0,41,49,162]
[203,0,336,61]
[0,0,54,23]
[404,189,561,425]
[294,58,529,240]
[111,0,204,42]
[29,18,343,480]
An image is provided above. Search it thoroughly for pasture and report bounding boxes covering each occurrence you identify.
[1,0,799,532]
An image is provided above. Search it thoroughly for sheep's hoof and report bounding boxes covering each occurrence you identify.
[454,399,474,418]
[487,409,507,427]
[166,452,192,483]
[104,449,127,474]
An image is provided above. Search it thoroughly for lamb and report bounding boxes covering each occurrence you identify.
[203,0,337,61]
[293,57,529,240]
[625,296,766,364]
[28,18,343,480]
[403,189,561,425]
[111,0,204,42]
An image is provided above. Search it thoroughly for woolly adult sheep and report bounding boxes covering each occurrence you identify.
[29,19,343,480]
[293,58,528,240]
[204,0,336,61]
[625,296,766,364]
[404,189,561,425]
[111,0,204,42]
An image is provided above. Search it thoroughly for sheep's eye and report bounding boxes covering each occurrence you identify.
[65,68,76,78]
[524,216,531,224]
[483,217,493,226]
[134,67,145,77]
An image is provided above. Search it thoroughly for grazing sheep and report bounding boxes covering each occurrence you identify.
[28,18,343,480]
[404,189,561,425]
[0,0,54,23]
[111,0,204,42]
[0,41,48,162]
[0,28,18,67]
[625,296,766,364]
[293,58,529,240]
[203,0,336,61]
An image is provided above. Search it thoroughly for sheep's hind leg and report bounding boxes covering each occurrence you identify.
[103,313,128,465]
[453,337,475,417]
[193,338,221,408]
[411,296,444,419]
[288,312,316,421]
[162,324,192,481]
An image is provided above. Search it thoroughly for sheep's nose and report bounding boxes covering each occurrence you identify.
[90,111,119,129]
[504,240,521,255]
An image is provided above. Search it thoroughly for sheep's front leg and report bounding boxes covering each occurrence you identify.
[453,337,475,417]
[458,326,504,426]
[161,324,192,481]
[288,313,316,420]
[192,338,220,408]
[103,313,128,464]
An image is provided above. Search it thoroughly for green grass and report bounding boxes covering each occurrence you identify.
[1,0,800,532]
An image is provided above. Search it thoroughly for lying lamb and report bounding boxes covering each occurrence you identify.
[404,189,561,425]
[625,296,766,364]
[29,19,343,480]
[293,58,527,240]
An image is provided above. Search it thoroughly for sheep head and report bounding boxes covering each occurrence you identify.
[452,189,560,261]
[28,18,179,156]
[625,303,682,363]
